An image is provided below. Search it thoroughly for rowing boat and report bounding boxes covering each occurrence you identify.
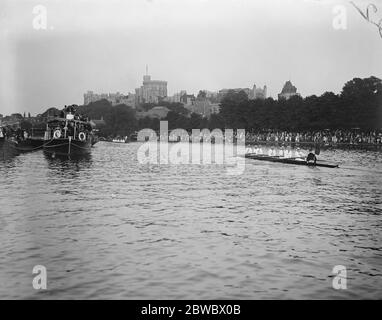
[244,153,339,168]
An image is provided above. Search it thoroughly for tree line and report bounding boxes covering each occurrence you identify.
[23,76,381,137]
[218,76,381,131]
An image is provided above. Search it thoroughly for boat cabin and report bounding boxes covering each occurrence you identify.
[44,106,93,142]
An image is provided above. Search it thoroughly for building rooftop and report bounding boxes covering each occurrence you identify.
[280,81,297,94]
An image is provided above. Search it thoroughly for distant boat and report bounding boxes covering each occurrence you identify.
[43,105,96,156]
[0,127,19,159]
[0,128,6,154]
[112,137,128,143]
[110,134,138,143]
[0,127,4,145]
[1,126,45,156]
[6,137,45,152]
[168,135,182,143]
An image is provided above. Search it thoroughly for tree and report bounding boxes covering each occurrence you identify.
[341,76,382,100]
[340,76,382,128]
[20,120,32,131]
[197,90,207,99]
[189,112,204,130]
[219,90,249,128]
[140,103,156,112]
[208,113,225,130]
[77,100,138,136]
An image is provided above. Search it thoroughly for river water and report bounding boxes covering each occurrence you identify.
[0,142,381,299]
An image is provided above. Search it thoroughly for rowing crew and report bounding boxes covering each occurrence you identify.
[306,144,321,165]
[245,145,321,166]
[306,150,317,165]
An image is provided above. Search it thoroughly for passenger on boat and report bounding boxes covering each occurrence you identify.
[16,128,24,141]
[306,149,317,165]
[295,147,303,158]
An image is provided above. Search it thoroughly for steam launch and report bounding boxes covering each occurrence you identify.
[43,105,96,156]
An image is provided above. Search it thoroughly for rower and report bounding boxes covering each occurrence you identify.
[306,149,317,165]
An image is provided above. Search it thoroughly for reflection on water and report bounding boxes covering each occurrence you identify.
[0,142,381,299]
[0,141,19,163]
[44,152,93,172]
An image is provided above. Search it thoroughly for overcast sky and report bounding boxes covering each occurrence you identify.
[0,0,381,115]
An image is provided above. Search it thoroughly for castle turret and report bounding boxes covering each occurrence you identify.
[278,80,300,100]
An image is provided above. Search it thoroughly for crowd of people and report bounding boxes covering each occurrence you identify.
[244,129,382,146]
[137,129,382,146]
[0,126,32,142]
